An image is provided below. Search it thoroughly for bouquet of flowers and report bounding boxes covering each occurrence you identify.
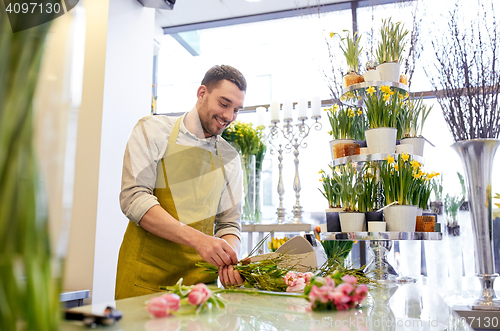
[303,271,368,311]
[222,121,267,222]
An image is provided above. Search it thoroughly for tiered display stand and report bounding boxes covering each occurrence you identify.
[322,80,442,284]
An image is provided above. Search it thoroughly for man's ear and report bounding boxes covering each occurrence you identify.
[197,85,207,99]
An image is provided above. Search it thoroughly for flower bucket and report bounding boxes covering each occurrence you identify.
[400,137,425,157]
[362,69,381,82]
[326,208,342,232]
[329,139,355,160]
[377,62,401,82]
[384,205,417,232]
[365,127,397,154]
[339,212,365,232]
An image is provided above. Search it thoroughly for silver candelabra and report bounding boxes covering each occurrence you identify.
[268,116,322,224]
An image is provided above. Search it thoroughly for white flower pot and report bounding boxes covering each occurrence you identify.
[362,70,381,82]
[365,127,397,154]
[377,62,401,82]
[339,212,366,232]
[384,205,418,232]
[329,139,355,160]
[368,221,387,232]
[401,137,426,157]
[395,143,413,155]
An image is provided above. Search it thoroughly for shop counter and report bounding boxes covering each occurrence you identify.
[61,277,473,330]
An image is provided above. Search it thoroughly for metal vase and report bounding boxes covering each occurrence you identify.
[452,139,500,310]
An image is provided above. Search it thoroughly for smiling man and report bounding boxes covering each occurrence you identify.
[115,65,246,300]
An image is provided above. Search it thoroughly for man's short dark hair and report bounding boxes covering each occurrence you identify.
[201,65,247,92]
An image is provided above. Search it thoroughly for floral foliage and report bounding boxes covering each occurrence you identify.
[380,153,439,206]
[148,279,225,317]
[325,104,366,140]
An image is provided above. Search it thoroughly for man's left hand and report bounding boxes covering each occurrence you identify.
[218,265,244,287]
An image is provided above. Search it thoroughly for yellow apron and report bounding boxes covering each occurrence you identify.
[115,117,225,300]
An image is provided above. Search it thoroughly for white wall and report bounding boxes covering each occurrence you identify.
[64,0,155,304]
[93,0,155,304]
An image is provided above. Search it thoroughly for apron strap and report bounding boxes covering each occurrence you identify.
[168,117,183,145]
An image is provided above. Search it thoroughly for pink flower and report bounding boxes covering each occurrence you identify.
[188,283,211,306]
[284,271,298,286]
[335,302,350,311]
[146,293,180,317]
[303,272,314,285]
[160,293,181,314]
[350,284,369,304]
[286,278,306,293]
[341,275,358,285]
[328,289,350,305]
[308,285,328,306]
[336,282,354,295]
[325,276,336,288]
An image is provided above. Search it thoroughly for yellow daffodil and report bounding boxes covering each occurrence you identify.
[328,130,333,135]
[405,92,409,98]
[401,153,410,162]
[348,109,355,117]
[383,93,391,102]
[357,110,363,116]
[398,93,405,99]
[380,85,391,94]
[319,170,325,174]
[329,32,334,38]
[366,86,376,95]
[394,164,399,171]
[319,178,323,182]
[386,155,395,164]
[333,104,340,112]
[389,90,395,95]
[410,160,420,169]
[413,172,422,179]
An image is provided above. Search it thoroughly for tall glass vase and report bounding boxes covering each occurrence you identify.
[452,139,500,310]
[241,154,256,224]
[254,170,263,223]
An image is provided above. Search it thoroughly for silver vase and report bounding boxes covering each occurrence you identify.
[452,139,500,310]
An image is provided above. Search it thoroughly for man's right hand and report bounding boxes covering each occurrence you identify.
[193,235,238,267]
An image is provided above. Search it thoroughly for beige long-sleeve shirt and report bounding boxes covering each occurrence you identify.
[119,113,242,239]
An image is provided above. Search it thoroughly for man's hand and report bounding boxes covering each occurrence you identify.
[193,235,238,267]
[218,265,244,287]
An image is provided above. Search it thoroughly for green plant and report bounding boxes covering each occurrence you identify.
[331,30,363,73]
[431,173,444,202]
[457,172,467,201]
[444,193,463,225]
[410,170,440,210]
[319,166,342,209]
[0,3,61,330]
[379,154,416,205]
[365,85,404,129]
[339,162,361,212]
[398,94,433,138]
[376,18,409,64]
[357,163,378,212]
[326,104,366,140]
